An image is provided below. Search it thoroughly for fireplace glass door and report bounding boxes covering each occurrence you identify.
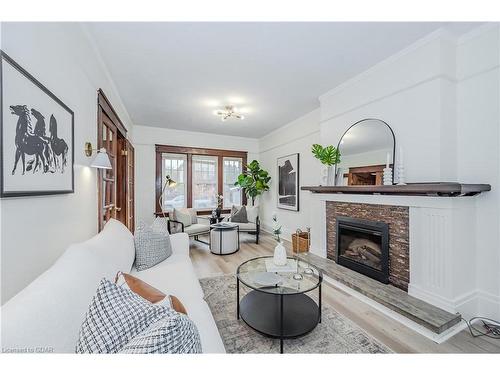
[336,217,389,283]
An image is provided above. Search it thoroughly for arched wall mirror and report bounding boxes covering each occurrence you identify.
[335,119,395,186]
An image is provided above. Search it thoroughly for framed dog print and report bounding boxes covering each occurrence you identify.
[1,51,74,197]
[277,153,299,211]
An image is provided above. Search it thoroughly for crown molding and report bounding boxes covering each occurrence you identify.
[318,28,457,102]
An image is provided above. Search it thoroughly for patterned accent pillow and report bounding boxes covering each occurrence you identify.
[151,216,170,234]
[230,205,248,223]
[119,312,202,354]
[134,222,172,271]
[75,279,170,353]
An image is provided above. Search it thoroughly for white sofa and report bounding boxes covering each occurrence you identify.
[0,219,225,353]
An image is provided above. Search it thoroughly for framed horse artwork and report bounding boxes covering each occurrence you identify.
[1,51,74,197]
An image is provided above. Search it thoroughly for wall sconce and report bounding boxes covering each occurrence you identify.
[85,142,112,169]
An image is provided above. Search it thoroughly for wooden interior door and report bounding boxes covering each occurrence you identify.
[97,89,130,231]
[98,111,118,229]
[125,140,135,232]
[116,137,135,232]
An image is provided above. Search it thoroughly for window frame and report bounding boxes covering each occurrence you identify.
[160,153,187,211]
[222,156,244,209]
[155,144,247,215]
[192,155,219,210]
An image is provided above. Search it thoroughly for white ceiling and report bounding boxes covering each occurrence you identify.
[85,22,480,138]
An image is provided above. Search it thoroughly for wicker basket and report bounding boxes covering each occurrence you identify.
[292,232,310,253]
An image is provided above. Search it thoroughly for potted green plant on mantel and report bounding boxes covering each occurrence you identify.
[311,144,341,186]
[234,160,271,205]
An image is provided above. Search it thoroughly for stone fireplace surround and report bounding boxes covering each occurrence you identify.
[307,193,478,319]
[327,202,409,291]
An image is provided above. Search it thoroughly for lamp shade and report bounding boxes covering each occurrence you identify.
[166,175,177,187]
[91,148,112,169]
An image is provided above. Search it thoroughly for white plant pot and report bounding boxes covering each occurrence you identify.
[273,241,287,266]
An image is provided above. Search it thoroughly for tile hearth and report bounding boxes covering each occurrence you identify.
[299,252,462,334]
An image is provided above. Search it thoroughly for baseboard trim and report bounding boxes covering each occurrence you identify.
[408,285,500,321]
[324,275,465,344]
[476,290,500,321]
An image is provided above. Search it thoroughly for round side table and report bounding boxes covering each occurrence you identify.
[209,223,240,255]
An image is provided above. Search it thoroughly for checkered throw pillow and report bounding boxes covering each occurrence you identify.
[75,278,170,353]
[134,221,172,271]
[119,311,202,354]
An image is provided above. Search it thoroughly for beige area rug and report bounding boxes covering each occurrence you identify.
[199,275,392,354]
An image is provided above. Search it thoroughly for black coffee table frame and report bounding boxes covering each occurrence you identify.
[236,257,322,354]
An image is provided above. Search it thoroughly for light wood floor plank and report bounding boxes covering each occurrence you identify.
[189,232,500,353]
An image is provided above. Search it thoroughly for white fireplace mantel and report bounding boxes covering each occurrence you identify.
[308,193,478,318]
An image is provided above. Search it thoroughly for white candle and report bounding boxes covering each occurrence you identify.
[386,152,390,168]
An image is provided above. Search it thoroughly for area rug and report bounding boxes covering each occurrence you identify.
[199,275,392,354]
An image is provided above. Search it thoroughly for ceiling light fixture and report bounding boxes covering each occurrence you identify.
[214,105,245,122]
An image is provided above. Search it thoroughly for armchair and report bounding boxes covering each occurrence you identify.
[167,214,211,245]
[225,206,260,244]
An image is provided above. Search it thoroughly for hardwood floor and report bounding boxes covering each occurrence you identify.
[189,232,500,353]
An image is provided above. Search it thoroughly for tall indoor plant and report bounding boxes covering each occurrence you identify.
[311,144,341,185]
[234,160,271,205]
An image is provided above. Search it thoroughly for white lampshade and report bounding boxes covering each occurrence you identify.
[91,148,112,169]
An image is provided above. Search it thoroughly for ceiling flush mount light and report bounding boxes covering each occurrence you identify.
[214,105,245,122]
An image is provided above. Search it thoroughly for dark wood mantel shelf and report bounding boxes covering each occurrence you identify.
[301,182,491,197]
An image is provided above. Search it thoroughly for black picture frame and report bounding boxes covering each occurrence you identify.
[1,50,74,197]
[277,153,300,211]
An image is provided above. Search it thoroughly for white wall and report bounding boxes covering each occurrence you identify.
[319,30,458,183]
[317,25,500,319]
[132,125,259,225]
[456,25,500,319]
[258,25,500,319]
[258,110,320,238]
[0,23,132,304]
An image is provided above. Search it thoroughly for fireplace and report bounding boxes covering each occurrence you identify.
[336,216,389,284]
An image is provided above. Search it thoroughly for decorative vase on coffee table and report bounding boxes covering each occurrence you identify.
[273,241,287,266]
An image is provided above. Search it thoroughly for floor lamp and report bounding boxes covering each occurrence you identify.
[158,175,177,219]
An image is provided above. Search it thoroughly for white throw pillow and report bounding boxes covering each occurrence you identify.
[246,205,259,224]
[173,208,194,227]
[186,208,198,224]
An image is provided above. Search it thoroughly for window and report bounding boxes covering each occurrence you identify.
[155,145,247,214]
[161,153,187,211]
[223,157,242,208]
[192,155,218,209]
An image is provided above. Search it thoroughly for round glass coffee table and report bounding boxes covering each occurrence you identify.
[236,256,322,353]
